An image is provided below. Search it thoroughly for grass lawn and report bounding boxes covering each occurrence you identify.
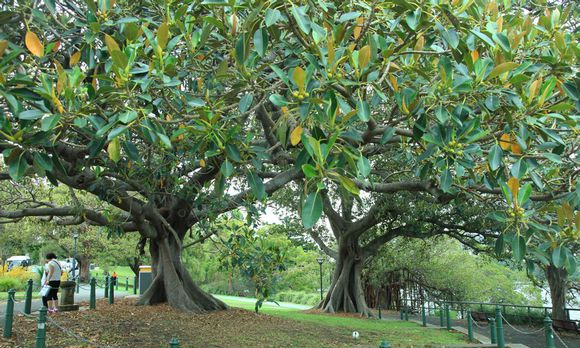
[0,291,41,301]
[92,266,135,280]
[220,298,467,346]
[2,298,468,348]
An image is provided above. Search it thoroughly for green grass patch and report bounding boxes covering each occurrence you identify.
[221,298,468,345]
[0,291,41,301]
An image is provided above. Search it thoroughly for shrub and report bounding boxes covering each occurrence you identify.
[0,278,23,291]
[273,291,320,306]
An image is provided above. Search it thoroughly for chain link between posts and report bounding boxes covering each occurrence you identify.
[469,314,488,328]
[552,328,571,348]
[499,313,545,335]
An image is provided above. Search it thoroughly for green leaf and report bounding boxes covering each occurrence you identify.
[357,99,370,122]
[512,235,526,262]
[492,33,511,52]
[338,12,361,22]
[111,50,129,69]
[510,159,528,179]
[34,152,53,171]
[220,160,234,177]
[119,110,138,124]
[302,191,322,229]
[301,164,317,178]
[543,153,562,163]
[405,8,421,31]
[357,156,371,177]
[488,144,503,171]
[470,29,495,47]
[19,109,44,120]
[41,114,60,131]
[517,183,532,206]
[440,169,452,192]
[291,6,311,34]
[239,93,253,113]
[247,171,266,200]
[380,127,396,144]
[269,94,288,106]
[235,34,248,63]
[225,143,242,162]
[8,152,27,180]
[552,246,567,268]
[253,28,268,57]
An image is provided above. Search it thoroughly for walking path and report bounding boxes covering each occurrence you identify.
[380,311,579,348]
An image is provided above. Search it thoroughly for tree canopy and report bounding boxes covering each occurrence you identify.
[0,0,577,311]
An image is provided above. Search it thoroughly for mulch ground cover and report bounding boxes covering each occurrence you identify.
[0,298,384,348]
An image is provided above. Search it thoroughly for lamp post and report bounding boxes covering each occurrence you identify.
[316,257,324,301]
[72,232,79,281]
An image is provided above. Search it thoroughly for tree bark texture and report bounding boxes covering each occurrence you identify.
[318,237,372,316]
[546,265,568,320]
[137,236,227,312]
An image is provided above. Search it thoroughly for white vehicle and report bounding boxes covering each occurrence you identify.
[6,256,31,271]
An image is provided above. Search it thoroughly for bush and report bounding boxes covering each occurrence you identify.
[273,291,320,306]
[0,278,23,291]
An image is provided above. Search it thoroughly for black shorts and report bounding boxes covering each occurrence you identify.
[45,280,61,300]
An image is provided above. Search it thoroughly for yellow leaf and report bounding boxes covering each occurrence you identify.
[488,62,519,79]
[470,50,479,62]
[358,45,371,70]
[401,97,409,114]
[353,17,364,40]
[389,74,399,92]
[231,13,238,36]
[327,34,335,65]
[529,78,541,102]
[104,34,120,53]
[52,41,60,52]
[292,66,306,92]
[507,177,519,200]
[25,31,44,57]
[281,106,289,115]
[199,159,206,167]
[290,125,303,146]
[157,22,169,50]
[414,35,424,52]
[511,142,522,155]
[70,51,81,66]
[0,40,8,58]
[496,16,503,32]
[108,137,121,163]
[499,134,512,150]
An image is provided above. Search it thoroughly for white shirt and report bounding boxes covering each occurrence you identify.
[45,260,62,281]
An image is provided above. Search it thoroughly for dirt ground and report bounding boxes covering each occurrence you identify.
[0,298,385,348]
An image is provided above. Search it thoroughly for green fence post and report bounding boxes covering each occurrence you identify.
[3,289,15,338]
[495,306,505,348]
[125,277,129,291]
[489,318,496,344]
[109,279,114,305]
[169,337,180,348]
[422,306,427,327]
[400,306,404,320]
[467,309,474,342]
[133,276,137,295]
[76,280,80,294]
[90,277,96,310]
[404,306,409,321]
[104,276,109,298]
[379,341,390,348]
[35,307,48,348]
[439,304,444,327]
[25,279,34,315]
[544,316,555,348]
[446,304,452,330]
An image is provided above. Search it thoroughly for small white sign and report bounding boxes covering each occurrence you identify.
[352,331,360,339]
[38,323,45,329]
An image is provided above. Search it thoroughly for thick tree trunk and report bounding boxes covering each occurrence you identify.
[137,236,227,312]
[78,255,90,282]
[318,239,372,316]
[546,265,568,320]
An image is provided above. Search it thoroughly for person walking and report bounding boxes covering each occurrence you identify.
[42,253,62,314]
